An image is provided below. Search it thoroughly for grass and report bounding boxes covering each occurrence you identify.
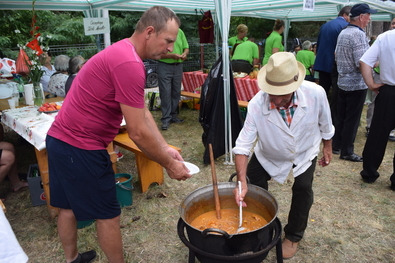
[1,104,395,263]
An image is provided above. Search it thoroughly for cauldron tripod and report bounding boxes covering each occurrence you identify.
[177,217,283,263]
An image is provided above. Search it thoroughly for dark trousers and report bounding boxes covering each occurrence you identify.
[246,154,316,242]
[318,66,340,126]
[332,88,367,156]
[231,60,252,74]
[318,71,332,95]
[329,67,340,126]
[304,75,315,82]
[157,62,183,124]
[361,85,395,183]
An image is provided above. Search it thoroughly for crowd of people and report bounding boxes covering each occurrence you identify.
[2,3,395,263]
[230,3,395,260]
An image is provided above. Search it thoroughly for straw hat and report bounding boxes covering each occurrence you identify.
[257,52,305,95]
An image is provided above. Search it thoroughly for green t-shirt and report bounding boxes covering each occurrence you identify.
[159,29,189,63]
[231,41,259,65]
[228,36,248,49]
[296,50,315,75]
[262,31,284,65]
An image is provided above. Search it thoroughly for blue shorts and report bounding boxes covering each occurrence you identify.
[47,135,121,221]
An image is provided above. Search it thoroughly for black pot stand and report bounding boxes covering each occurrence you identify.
[177,217,283,263]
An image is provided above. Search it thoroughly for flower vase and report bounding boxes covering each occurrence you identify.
[33,82,44,107]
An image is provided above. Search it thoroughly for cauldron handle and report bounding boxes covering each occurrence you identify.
[201,228,231,239]
[228,172,250,184]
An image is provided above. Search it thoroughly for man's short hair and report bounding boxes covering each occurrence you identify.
[135,6,180,34]
[237,24,248,33]
[338,6,352,17]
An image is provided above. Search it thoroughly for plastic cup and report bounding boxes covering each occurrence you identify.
[13,96,19,107]
[7,99,16,109]
[24,84,34,106]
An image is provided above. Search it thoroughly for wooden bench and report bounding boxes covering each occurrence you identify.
[113,132,181,193]
[180,90,249,108]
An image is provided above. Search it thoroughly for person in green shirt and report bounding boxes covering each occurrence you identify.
[296,40,316,82]
[231,37,259,74]
[157,28,189,130]
[262,19,285,65]
[228,24,248,57]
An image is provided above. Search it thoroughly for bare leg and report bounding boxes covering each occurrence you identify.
[57,208,79,263]
[0,141,28,191]
[0,149,14,182]
[7,151,26,191]
[96,215,125,263]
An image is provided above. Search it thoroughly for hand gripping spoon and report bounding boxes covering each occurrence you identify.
[237,181,246,233]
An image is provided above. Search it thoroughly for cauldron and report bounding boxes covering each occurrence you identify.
[178,182,282,263]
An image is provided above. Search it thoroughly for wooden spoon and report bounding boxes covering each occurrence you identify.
[209,143,221,219]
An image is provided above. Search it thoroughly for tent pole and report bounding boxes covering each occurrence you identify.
[103,9,111,48]
[200,44,204,69]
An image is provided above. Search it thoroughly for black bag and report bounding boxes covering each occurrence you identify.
[199,55,243,164]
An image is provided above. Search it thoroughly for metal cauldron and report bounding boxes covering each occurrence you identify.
[178,182,281,262]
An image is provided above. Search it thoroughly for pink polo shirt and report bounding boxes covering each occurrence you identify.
[48,39,146,150]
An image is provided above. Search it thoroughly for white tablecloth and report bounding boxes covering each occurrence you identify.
[1,103,126,151]
[1,106,60,151]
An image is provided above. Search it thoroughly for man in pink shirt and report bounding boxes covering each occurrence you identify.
[46,6,192,263]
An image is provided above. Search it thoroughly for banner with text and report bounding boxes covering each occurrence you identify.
[83,18,110,35]
[303,0,315,11]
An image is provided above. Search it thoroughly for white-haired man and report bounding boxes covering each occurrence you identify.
[333,3,377,162]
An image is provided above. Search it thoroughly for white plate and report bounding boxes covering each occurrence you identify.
[183,161,200,175]
[0,74,13,78]
[0,84,13,99]
[233,72,247,78]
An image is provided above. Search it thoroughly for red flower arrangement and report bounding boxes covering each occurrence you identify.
[15,0,51,84]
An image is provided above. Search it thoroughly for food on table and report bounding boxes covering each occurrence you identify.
[249,65,260,79]
[38,102,61,112]
[233,72,247,78]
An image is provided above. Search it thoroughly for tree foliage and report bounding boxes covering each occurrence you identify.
[0,9,325,55]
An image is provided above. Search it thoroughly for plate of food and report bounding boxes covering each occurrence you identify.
[38,102,62,113]
[183,161,200,175]
[233,72,247,78]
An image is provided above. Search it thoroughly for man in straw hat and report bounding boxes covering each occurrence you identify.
[233,52,334,259]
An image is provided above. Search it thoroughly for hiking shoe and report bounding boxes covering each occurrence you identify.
[116,152,124,161]
[70,250,97,263]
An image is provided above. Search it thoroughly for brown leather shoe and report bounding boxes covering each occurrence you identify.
[282,238,298,259]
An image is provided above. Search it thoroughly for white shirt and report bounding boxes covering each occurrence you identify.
[360,29,395,86]
[233,81,334,183]
[0,208,28,263]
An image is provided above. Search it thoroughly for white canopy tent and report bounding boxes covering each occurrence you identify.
[2,0,395,21]
[2,0,395,163]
